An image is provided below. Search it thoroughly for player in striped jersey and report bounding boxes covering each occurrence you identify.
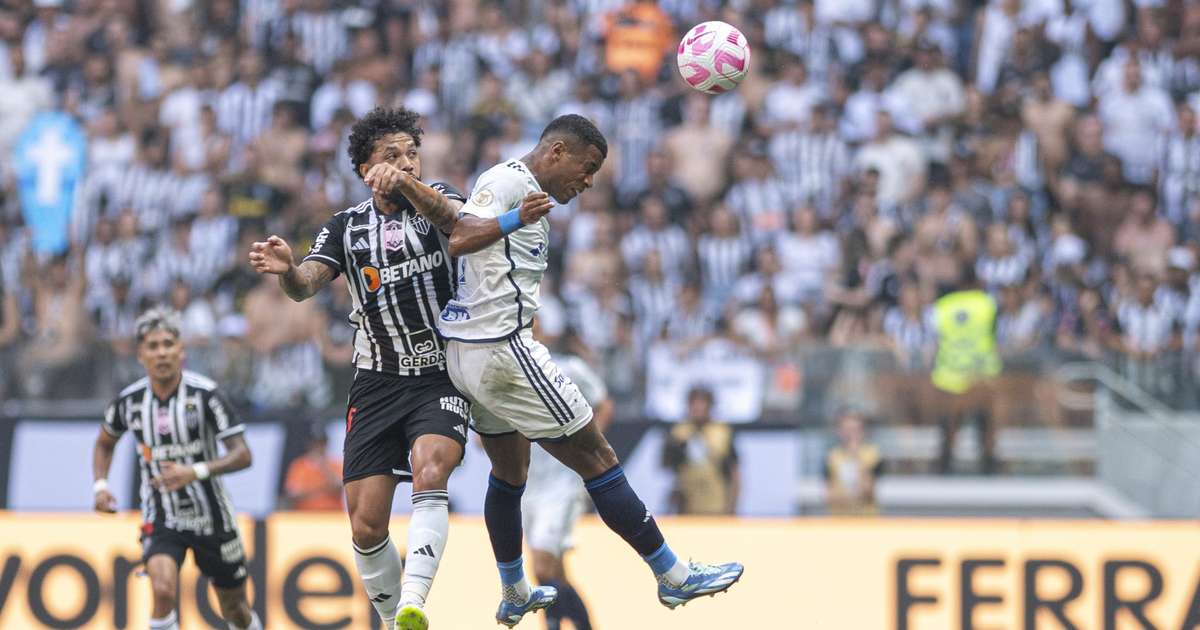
[248,107,469,630]
[92,307,259,630]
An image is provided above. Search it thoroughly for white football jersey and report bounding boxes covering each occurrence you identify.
[438,160,549,342]
[527,354,609,495]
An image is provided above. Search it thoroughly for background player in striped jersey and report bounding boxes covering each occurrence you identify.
[92,307,259,630]
[523,325,611,630]
[247,107,470,630]
[438,114,743,627]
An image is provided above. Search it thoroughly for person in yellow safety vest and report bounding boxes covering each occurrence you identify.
[930,266,1002,474]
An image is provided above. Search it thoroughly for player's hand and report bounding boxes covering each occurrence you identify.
[249,235,294,275]
[518,192,553,225]
[364,162,413,198]
[94,489,117,513]
[153,461,198,492]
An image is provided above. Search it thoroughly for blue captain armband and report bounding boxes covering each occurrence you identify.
[497,209,524,235]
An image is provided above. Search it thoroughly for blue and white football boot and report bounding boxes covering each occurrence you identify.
[495,585,558,627]
[657,561,745,609]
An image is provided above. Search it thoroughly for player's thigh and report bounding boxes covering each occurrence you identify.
[144,551,182,603]
[190,530,249,590]
[342,371,414,485]
[478,332,593,440]
[344,474,399,544]
[404,377,469,490]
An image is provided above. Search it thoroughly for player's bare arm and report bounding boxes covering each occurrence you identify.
[92,427,120,513]
[364,163,463,233]
[448,192,554,256]
[153,433,252,492]
[248,236,335,302]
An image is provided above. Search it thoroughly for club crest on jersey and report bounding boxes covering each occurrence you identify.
[410,214,431,236]
[383,220,406,251]
[184,402,201,429]
[472,188,494,207]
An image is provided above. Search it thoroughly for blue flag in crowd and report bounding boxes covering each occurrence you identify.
[13,112,87,257]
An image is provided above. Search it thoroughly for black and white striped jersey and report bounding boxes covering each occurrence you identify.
[303,184,465,376]
[103,371,244,536]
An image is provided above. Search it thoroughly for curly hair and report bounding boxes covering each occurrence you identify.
[347,107,424,175]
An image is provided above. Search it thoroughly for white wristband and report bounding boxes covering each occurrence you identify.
[93,478,109,494]
[192,462,211,481]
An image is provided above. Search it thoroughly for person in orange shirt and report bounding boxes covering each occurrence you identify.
[283,424,343,511]
[603,0,675,84]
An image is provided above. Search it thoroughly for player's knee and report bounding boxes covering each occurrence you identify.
[219,598,251,627]
[151,578,177,608]
[349,513,389,548]
[412,459,453,491]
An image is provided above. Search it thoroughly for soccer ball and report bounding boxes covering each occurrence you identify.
[676,21,751,95]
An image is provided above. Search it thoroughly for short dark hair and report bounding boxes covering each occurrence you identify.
[347,107,423,174]
[687,386,714,405]
[539,114,607,159]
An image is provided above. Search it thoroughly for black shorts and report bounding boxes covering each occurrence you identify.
[343,369,469,483]
[142,525,247,589]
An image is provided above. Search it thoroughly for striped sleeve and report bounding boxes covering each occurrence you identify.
[206,388,246,440]
[102,398,126,437]
[302,212,347,275]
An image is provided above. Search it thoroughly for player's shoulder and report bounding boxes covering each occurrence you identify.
[332,198,374,220]
[479,160,535,188]
[182,370,220,393]
[428,181,467,202]
[118,376,150,400]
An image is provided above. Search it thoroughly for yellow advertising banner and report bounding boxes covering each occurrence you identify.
[0,513,1198,629]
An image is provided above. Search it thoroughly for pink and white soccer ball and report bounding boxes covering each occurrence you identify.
[676,21,751,95]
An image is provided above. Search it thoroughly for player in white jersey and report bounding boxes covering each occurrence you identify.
[437,115,743,627]
[523,327,611,630]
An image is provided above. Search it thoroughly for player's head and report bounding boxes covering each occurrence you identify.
[348,106,424,198]
[134,306,185,383]
[532,114,607,204]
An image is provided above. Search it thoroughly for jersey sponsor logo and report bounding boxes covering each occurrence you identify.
[172,514,213,532]
[440,396,469,420]
[529,241,545,258]
[397,352,444,369]
[310,227,330,254]
[410,213,431,235]
[358,252,446,293]
[471,188,494,207]
[441,304,470,321]
[142,439,206,462]
[383,219,406,251]
[408,329,439,355]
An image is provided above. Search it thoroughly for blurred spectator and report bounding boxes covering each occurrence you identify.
[823,410,883,516]
[662,94,733,206]
[602,0,673,84]
[661,387,740,515]
[1097,58,1175,185]
[1114,188,1175,269]
[17,253,91,398]
[282,424,343,511]
[856,111,927,209]
[732,285,807,357]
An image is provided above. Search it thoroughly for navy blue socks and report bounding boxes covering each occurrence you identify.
[584,465,670,560]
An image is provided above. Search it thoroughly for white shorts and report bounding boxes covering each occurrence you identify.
[523,489,586,556]
[445,328,593,440]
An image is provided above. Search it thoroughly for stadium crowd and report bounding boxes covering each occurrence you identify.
[1,0,1199,420]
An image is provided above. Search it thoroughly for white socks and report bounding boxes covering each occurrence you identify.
[149,611,178,630]
[354,535,405,628]
[228,610,262,630]
[401,490,451,608]
[664,559,690,587]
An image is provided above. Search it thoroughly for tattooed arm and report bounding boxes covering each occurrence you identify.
[248,236,337,302]
[364,163,463,234]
